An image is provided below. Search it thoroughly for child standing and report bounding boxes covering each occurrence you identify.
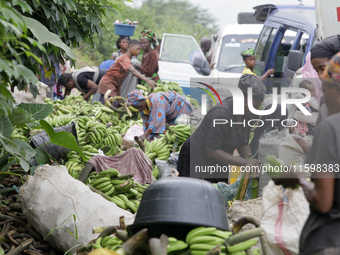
[241,48,275,82]
[96,40,157,104]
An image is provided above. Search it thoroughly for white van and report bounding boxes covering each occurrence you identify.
[158,24,263,103]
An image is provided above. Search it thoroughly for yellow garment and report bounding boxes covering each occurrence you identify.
[143,98,150,115]
[242,67,256,76]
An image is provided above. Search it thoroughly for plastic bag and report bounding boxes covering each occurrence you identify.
[217,178,253,208]
[156,158,177,179]
[261,180,309,255]
[19,165,134,253]
[123,124,144,141]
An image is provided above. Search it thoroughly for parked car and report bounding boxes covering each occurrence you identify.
[158,24,263,104]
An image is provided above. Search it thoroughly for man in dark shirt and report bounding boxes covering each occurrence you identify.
[177,74,265,183]
[58,67,107,101]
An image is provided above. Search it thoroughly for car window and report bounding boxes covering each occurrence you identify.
[255,26,277,62]
[160,35,203,63]
[216,34,259,72]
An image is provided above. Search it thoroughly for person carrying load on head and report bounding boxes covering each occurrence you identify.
[127,89,193,141]
[58,66,108,101]
[241,48,275,82]
[133,30,160,83]
[96,40,157,105]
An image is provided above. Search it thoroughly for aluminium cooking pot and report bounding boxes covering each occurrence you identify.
[127,177,229,239]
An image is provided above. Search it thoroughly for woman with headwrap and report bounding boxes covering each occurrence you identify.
[177,74,264,183]
[273,52,340,255]
[127,90,192,141]
[311,35,340,129]
[134,30,160,82]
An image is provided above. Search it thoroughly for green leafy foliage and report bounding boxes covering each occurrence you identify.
[40,120,87,161]
[35,148,51,165]
[75,0,217,67]
[18,103,53,120]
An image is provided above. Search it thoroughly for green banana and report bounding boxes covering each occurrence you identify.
[186,227,217,244]
[167,240,188,253]
[226,239,258,253]
[189,235,225,245]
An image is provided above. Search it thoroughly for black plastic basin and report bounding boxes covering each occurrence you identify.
[127,177,229,239]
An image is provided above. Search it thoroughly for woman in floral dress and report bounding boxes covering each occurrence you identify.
[127,90,192,141]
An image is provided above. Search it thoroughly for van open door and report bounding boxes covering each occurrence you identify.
[158,33,210,102]
[315,0,340,40]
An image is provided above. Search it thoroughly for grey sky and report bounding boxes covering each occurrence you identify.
[187,0,315,28]
[127,0,315,29]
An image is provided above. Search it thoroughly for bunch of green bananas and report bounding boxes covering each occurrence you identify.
[92,236,124,251]
[186,227,259,255]
[137,81,185,96]
[152,165,160,179]
[165,124,192,144]
[10,128,29,141]
[167,237,188,254]
[94,107,119,125]
[89,170,148,213]
[265,154,286,178]
[65,151,86,179]
[187,96,201,110]
[144,137,172,161]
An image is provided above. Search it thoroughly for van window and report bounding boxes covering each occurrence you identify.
[275,29,298,73]
[255,26,277,62]
[216,34,259,72]
[297,32,310,64]
[161,35,203,63]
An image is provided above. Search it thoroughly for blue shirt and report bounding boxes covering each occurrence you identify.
[99,60,115,69]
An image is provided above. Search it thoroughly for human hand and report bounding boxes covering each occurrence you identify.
[244,158,262,167]
[146,79,157,90]
[267,69,275,75]
[272,168,303,189]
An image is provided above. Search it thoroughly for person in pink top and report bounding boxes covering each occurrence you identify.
[301,52,323,104]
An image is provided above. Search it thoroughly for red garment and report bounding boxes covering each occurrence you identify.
[98,54,133,97]
[141,49,159,82]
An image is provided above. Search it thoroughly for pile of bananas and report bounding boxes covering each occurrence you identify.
[65,151,87,178]
[137,81,185,96]
[144,137,172,162]
[186,227,260,255]
[164,124,193,145]
[89,169,149,213]
[10,126,30,141]
[94,107,119,125]
[167,238,188,253]
[89,226,262,255]
[92,236,123,251]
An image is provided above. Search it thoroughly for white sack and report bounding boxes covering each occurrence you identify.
[12,82,49,105]
[19,165,134,253]
[261,180,309,255]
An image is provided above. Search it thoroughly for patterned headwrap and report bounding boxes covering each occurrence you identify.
[321,52,340,83]
[241,48,255,57]
[139,30,159,45]
[127,90,147,106]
